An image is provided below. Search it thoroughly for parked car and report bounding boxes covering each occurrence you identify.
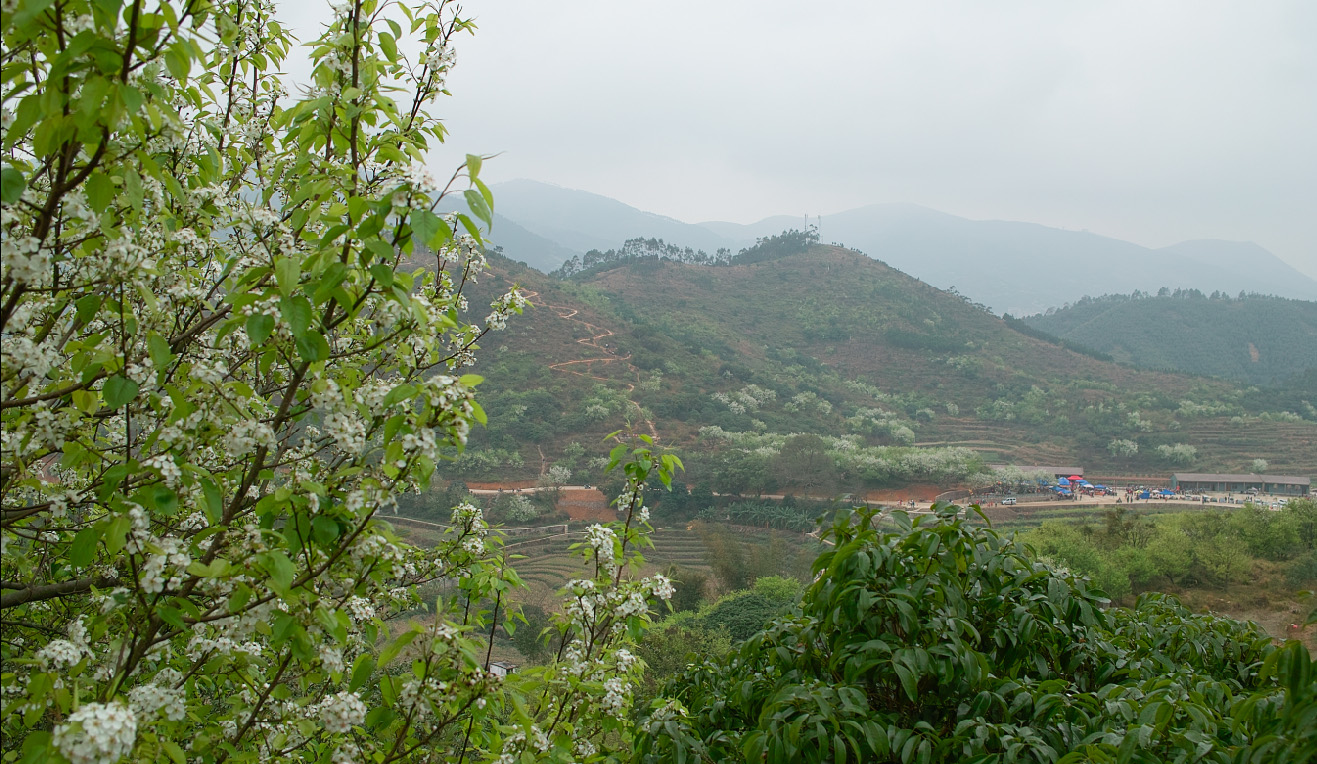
[1002,497,1017,506]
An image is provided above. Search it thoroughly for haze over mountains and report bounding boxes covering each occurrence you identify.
[480,180,1317,315]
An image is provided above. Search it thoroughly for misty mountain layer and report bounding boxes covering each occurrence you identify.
[480,180,1317,314]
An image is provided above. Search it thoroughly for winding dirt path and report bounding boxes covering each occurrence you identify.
[523,289,658,440]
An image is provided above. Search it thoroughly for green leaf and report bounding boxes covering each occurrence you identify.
[368,263,395,287]
[151,485,179,515]
[103,513,130,554]
[72,390,98,415]
[893,663,918,702]
[364,239,394,265]
[475,177,495,214]
[258,551,296,594]
[466,153,482,178]
[295,331,330,362]
[1,167,27,203]
[365,706,395,730]
[201,479,224,525]
[18,731,52,764]
[379,32,398,62]
[379,629,418,665]
[157,605,186,629]
[164,45,191,82]
[349,654,376,692]
[103,375,139,409]
[411,209,440,249]
[281,295,313,337]
[455,213,483,244]
[465,188,493,229]
[147,332,173,368]
[75,294,102,324]
[228,585,252,614]
[123,168,144,209]
[186,560,230,578]
[311,515,340,546]
[381,383,417,409]
[70,526,101,568]
[160,739,186,764]
[85,172,115,212]
[275,257,300,296]
[246,313,275,345]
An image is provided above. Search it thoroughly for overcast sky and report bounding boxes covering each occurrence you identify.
[282,1,1317,279]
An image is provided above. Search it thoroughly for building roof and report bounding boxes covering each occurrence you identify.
[1172,473,1311,486]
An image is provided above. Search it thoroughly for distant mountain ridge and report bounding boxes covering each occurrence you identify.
[487,179,739,266]
[476,180,1317,313]
[702,205,1317,314]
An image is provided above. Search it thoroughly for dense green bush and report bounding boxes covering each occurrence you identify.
[634,577,801,707]
[1022,501,1317,597]
[683,576,801,641]
[697,524,807,591]
[633,505,1317,763]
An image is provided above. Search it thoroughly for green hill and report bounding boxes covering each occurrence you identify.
[448,246,1316,490]
[1022,291,1317,386]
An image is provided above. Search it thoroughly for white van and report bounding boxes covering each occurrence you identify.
[1002,497,1017,506]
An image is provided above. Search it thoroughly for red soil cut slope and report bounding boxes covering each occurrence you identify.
[557,488,614,522]
[466,480,538,490]
[864,483,943,503]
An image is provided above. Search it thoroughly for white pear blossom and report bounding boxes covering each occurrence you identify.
[52,702,138,764]
[317,691,367,734]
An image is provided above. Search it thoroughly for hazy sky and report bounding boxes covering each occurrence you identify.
[282,1,1317,279]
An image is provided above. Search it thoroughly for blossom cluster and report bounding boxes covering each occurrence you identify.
[52,702,137,764]
[493,442,681,761]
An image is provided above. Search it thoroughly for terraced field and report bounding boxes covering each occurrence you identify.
[975,501,1233,533]
[645,528,715,570]
[917,419,1084,469]
[1182,420,1317,475]
[509,527,714,596]
[502,524,833,611]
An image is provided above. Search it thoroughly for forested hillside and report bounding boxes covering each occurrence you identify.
[446,245,1317,491]
[1023,291,1317,385]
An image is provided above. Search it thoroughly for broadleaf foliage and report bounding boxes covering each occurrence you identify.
[634,505,1317,763]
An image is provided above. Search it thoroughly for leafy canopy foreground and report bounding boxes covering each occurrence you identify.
[635,506,1317,764]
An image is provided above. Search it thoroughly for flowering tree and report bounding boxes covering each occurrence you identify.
[0,1,675,762]
[491,438,680,762]
[536,464,571,508]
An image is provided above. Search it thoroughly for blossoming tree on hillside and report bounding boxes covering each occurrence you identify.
[1,1,675,762]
